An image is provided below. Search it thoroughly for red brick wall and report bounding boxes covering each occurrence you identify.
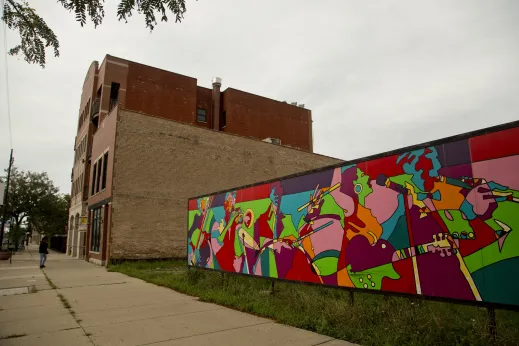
[125,62,198,124]
[88,105,118,207]
[96,56,129,124]
[195,86,213,129]
[222,88,313,151]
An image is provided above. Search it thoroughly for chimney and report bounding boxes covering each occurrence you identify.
[212,77,222,130]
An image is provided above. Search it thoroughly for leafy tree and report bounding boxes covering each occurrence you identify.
[0,166,67,243]
[30,193,70,238]
[1,0,190,68]
[6,222,25,251]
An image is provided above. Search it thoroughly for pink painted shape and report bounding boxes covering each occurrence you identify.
[206,244,214,268]
[407,194,414,209]
[233,256,243,273]
[498,232,510,251]
[471,155,519,191]
[254,259,262,276]
[466,182,496,216]
[210,231,222,255]
[308,219,344,255]
[423,198,436,212]
[365,180,400,224]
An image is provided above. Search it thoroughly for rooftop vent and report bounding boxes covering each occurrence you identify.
[282,100,306,108]
[212,77,222,86]
[262,137,281,145]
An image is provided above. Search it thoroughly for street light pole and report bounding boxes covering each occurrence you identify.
[0,150,14,247]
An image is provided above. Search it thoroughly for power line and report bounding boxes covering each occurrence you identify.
[1,0,13,150]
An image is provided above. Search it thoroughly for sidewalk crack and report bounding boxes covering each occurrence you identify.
[41,270,95,345]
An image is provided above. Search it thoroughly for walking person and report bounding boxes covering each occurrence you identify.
[39,237,49,268]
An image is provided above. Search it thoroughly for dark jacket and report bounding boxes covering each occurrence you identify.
[39,242,48,254]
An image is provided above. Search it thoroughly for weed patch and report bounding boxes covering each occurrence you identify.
[0,334,26,340]
[44,275,57,289]
[58,294,71,309]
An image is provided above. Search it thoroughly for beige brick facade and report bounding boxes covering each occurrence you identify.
[110,110,341,260]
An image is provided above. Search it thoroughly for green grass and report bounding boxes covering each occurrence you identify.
[109,260,519,346]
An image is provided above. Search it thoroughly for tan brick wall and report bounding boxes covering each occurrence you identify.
[110,109,341,260]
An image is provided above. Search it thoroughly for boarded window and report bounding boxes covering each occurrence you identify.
[197,108,207,122]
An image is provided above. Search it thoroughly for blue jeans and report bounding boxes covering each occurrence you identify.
[39,253,47,267]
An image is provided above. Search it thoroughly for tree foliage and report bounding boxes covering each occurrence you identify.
[30,192,70,237]
[2,0,59,68]
[1,166,69,240]
[1,0,190,68]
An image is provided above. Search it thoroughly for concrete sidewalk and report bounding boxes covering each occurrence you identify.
[0,246,356,346]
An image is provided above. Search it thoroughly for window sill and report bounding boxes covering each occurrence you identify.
[90,188,107,198]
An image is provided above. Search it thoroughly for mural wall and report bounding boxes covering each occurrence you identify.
[187,124,519,308]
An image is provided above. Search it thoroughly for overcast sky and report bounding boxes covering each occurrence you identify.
[1,0,518,193]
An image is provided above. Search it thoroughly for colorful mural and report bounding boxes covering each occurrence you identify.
[187,124,519,308]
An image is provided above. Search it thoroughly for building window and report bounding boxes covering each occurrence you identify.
[95,156,103,194]
[197,108,207,123]
[79,173,83,195]
[91,208,102,252]
[101,152,108,190]
[109,82,120,113]
[91,163,97,196]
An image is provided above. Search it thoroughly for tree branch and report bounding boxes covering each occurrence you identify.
[2,0,59,67]
[5,0,39,39]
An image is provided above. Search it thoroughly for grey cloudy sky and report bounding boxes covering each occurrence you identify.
[1,0,518,193]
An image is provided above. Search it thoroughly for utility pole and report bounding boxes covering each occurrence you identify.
[0,150,14,247]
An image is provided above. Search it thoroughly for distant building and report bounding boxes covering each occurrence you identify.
[67,55,336,264]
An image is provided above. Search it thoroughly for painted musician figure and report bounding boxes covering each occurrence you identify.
[389,147,514,300]
[213,192,244,272]
[247,184,285,277]
[187,196,216,267]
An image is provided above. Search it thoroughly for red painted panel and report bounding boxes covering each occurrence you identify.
[365,154,405,179]
[470,126,519,162]
[237,187,253,203]
[356,161,368,174]
[381,258,416,295]
[236,183,271,203]
[188,199,198,211]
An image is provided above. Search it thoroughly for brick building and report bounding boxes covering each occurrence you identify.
[67,55,337,264]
